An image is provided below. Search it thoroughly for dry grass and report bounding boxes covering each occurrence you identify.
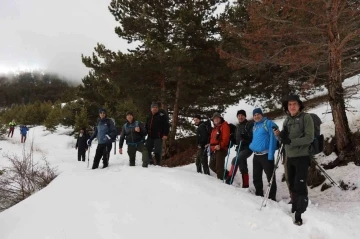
[0,140,57,212]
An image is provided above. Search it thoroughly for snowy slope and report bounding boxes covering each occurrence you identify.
[0,77,360,238]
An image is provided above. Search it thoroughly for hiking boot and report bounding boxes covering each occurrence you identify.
[242,173,249,188]
[294,212,303,226]
[149,160,154,165]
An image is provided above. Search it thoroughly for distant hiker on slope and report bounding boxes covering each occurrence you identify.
[8,119,16,137]
[249,108,278,201]
[274,95,314,226]
[145,102,169,166]
[224,110,253,187]
[20,125,29,143]
[87,108,117,169]
[76,128,89,162]
[119,112,149,167]
[209,112,230,180]
[193,114,211,175]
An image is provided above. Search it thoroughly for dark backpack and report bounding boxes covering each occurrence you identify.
[159,109,169,122]
[284,113,324,154]
[228,123,237,147]
[106,118,117,142]
[204,119,213,136]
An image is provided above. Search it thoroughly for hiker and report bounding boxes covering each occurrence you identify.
[249,108,278,201]
[20,125,29,143]
[193,114,210,175]
[209,112,230,180]
[145,102,169,166]
[119,112,149,167]
[274,95,314,226]
[225,110,253,187]
[87,108,117,169]
[75,128,89,162]
[8,119,16,137]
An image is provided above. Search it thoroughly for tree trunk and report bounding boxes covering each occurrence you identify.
[160,75,167,111]
[170,79,182,144]
[326,0,353,157]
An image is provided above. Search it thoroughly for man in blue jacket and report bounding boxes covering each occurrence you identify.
[249,108,278,201]
[88,108,117,169]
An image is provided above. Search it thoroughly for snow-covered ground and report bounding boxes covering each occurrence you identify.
[0,77,360,239]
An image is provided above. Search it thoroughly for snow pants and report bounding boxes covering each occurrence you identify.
[209,150,228,180]
[253,153,277,201]
[78,149,86,161]
[196,147,210,175]
[287,156,310,214]
[146,138,162,165]
[8,126,14,137]
[127,143,149,167]
[92,143,112,169]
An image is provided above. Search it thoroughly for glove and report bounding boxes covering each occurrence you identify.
[279,127,291,145]
[87,139,92,146]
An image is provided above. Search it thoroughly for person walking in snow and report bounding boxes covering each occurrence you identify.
[249,108,278,201]
[87,108,117,169]
[76,128,89,162]
[274,95,314,226]
[119,112,149,167]
[20,125,29,143]
[193,114,210,175]
[209,112,230,180]
[145,102,169,166]
[224,110,253,187]
[8,119,16,137]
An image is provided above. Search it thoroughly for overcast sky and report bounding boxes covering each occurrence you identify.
[0,0,132,82]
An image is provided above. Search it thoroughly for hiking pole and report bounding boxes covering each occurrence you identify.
[260,144,284,210]
[230,141,242,185]
[87,147,90,168]
[312,159,342,190]
[223,141,233,182]
[114,138,116,155]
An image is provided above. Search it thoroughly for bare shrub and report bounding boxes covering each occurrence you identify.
[0,141,57,212]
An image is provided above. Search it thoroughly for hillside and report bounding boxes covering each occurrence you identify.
[0,77,359,238]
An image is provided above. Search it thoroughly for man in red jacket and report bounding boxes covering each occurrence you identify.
[209,112,230,180]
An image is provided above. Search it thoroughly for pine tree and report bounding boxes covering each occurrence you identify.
[74,107,89,132]
[44,103,62,132]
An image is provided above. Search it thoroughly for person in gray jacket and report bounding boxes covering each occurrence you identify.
[88,108,117,169]
[119,112,149,167]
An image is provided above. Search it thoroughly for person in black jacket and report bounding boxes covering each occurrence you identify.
[193,115,210,175]
[145,102,169,166]
[119,112,149,167]
[76,128,89,162]
[225,110,254,187]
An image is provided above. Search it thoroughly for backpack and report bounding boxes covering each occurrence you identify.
[284,113,324,154]
[106,118,117,142]
[159,109,169,122]
[228,123,237,147]
[204,119,213,136]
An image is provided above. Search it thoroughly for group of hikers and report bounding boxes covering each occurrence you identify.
[7,119,29,143]
[77,95,321,226]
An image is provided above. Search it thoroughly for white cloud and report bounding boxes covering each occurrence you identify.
[0,0,133,81]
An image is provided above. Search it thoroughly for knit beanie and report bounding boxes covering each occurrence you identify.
[237,110,246,117]
[253,108,263,116]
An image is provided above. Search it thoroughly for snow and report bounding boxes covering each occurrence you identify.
[1,78,360,238]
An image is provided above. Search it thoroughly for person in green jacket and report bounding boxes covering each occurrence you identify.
[274,95,314,226]
[8,119,16,138]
